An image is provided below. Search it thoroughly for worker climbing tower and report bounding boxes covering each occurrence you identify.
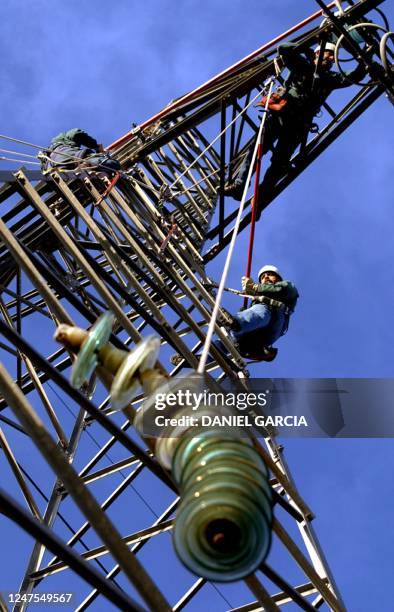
[0,1,392,609]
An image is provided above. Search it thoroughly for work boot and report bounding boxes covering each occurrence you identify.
[238,344,278,362]
[222,308,241,332]
[230,318,241,332]
[222,181,243,201]
[262,346,278,362]
[218,307,237,329]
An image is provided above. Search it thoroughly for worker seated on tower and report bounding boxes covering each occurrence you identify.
[43,128,122,176]
[228,265,299,361]
[223,39,368,213]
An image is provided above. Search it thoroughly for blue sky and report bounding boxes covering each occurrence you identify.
[0,1,393,610]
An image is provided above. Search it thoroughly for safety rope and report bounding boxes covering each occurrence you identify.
[0,134,46,149]
[173,153,252,198]
[203,278,255,299]
[0,148,40,160]
[108,89,271,205]
[0,156,41,165]
[243,117,266,309]
[197,80,274,374]
[169,86,268,191]
[174,166,220,197]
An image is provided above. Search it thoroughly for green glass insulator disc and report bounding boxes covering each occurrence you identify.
[173,490,272,582]
[71,311,115,389]
[172,430,273,581]
[183,461,272,518]
[176,439,268,489]
[111,335,160,410]
[172,427,256,484]
[182,473,273,528]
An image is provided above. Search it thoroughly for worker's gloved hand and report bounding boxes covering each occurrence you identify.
[242,276,259,294]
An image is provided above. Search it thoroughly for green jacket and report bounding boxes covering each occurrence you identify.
[51,128,99,150]
[253,280,299,311]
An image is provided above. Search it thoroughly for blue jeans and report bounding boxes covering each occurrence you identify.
[231,303,287,347]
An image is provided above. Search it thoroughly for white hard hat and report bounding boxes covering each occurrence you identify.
[314,42,336,53]
[258,265,282,281]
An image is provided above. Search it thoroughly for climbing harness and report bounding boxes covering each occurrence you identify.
[39,149,123,181]
[0,139,120,173]
[39,150,85,173]
[253,295,292,316]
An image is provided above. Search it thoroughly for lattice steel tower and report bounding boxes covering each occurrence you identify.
[0,1,392,610]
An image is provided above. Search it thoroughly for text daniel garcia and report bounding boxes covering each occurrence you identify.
[155,414,308,428]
